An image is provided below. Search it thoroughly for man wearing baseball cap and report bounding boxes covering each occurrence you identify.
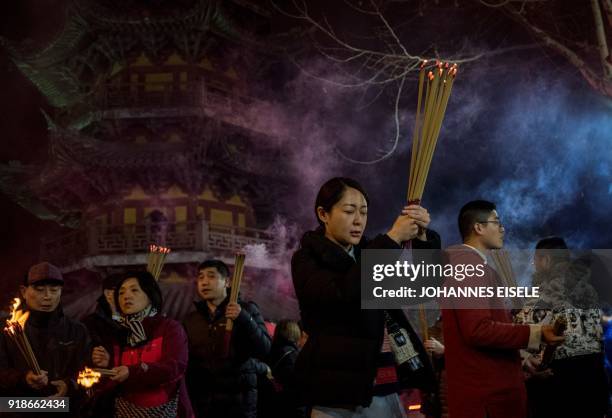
[0,262,90,407]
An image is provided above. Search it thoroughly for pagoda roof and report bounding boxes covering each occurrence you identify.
[0,163,51,216]
[1,0,279,108]
[50,126,186,169]
[48,122,286,175]
[0,119,292,226]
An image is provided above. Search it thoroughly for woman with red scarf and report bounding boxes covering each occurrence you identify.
[91,271,193,418]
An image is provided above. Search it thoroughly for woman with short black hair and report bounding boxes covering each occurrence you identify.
[91,271,193,418]
[292,177,440,418]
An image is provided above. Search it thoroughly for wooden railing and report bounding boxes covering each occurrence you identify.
[40,220,274,266]
[95,81,254,110]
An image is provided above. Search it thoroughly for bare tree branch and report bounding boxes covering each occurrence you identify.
[273,0,487,163]
[591,0,612,78]
[479,0,512,7]
[335,74,407,164]
[602,0,612,26]
[502,4,612,97]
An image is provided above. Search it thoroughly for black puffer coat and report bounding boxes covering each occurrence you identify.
[267,338,306,418]
[82,299,124,362]
[291,230,439,408]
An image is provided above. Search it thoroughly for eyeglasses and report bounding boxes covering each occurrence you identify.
[477,220,504,229]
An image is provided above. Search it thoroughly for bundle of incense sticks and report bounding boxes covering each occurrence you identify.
[407,60,458,204]
[77,367,102,389]
[490,249,518,288]
[405,61,458,339]
[92,368,116,377]
[3,298,41,375]
[223,253,246,356]
[146,244,171,280]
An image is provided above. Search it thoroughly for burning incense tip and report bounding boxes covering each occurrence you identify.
[3,298,40,374]
[77,367,101,388]
[146,244,172,280]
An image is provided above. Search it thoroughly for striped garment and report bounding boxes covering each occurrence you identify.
[374,328,400,397]
[115,393,178,418]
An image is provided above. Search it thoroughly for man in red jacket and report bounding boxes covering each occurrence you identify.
[442,200,564,418]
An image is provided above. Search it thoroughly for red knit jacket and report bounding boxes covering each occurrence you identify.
[441,245,530,418]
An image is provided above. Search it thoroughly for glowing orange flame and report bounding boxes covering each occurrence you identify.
[8,298,20,322]
[4,298,29,331]
[77,367,101,388]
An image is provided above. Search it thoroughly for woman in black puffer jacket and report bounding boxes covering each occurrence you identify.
[292,177,440,418]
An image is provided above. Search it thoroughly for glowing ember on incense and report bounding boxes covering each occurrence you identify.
[3,298,41,375]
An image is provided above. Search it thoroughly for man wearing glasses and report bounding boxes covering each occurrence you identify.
[441,200,564,418]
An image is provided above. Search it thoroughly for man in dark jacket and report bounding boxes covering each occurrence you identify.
[183,259,271,418]
[0,262,90,416]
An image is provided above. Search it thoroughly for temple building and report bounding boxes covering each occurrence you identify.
[0,0,298,321]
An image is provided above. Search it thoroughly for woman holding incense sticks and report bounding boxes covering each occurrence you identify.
[91,271,193,418]
[291,177,440,418]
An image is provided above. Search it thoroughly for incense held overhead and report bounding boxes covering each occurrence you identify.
[407,61,459,340]
[408,61,458,204]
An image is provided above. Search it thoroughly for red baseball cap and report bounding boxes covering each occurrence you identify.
[26,262,64,286]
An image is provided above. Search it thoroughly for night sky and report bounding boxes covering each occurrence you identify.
[1,1,611,303]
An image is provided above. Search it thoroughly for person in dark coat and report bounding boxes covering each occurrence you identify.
[182,259,271,418]
[291,177,439,418]
[267,319,306,418]
[82,273,123,362]
[91,271,193,418]
[0,262,90,417]
[516,236,609,418]
[81,273,123,417]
